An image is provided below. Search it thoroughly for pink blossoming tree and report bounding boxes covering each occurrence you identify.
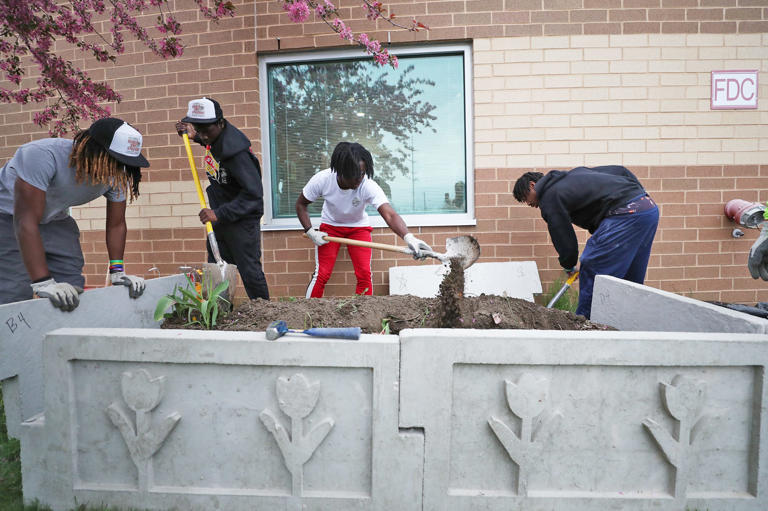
[282,0,428,68]
[0,0,425,135]
[0,0,235,136]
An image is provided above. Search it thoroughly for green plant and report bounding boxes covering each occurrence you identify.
[541,276,579,313]
[380,318,391,335]
[154,275,230,330]
[336,297,358,313]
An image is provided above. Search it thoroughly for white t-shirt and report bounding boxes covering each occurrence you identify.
[302,168,389,227]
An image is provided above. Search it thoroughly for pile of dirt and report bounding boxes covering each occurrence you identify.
[163,294,611,334]
[162,259,611,333]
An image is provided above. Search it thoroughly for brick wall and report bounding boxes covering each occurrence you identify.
[0,0,766,305]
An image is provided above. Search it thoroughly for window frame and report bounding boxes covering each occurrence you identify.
[258,42,475,231]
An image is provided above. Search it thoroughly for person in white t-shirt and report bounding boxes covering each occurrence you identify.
[296,142,432,298]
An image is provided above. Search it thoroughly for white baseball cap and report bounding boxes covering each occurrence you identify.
[182,97,223,124]
[88,118,149,168]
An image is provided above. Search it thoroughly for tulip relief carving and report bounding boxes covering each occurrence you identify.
[642,374,707,500]
[106,369,181,492]
[488,373,551,496]
[260,373,335,499]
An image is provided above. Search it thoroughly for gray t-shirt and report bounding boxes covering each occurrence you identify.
[0,138,125,223]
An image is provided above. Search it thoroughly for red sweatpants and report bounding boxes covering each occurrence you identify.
[306,223,374,298]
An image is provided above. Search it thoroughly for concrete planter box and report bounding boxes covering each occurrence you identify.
[6,275,768,510]
[17,327,768,511]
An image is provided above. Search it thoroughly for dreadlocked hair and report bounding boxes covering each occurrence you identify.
[70,131,142,202]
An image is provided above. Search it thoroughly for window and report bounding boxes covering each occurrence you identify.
[259,44,474,229]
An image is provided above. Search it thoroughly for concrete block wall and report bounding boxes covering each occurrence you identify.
[0,1,766,301]
[0,275,187,438]
[389,260,542,299]
[21,328,423,511]
[400,328,768,510]
[19,327,768,511]
[591,274,768,332]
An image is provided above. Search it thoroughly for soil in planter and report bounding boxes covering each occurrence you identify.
[162,261,612,333]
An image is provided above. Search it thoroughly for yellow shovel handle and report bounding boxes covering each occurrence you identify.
[182,133,213,235]
[565,270,579,286]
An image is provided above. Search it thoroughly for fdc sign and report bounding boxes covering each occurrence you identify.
[711,70,758,109]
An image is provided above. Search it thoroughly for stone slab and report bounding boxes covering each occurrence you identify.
[399,328,768,511]
[591,275,768,333]
[0,274,187,437]
[21,328,422,511]
[389,261,542,300]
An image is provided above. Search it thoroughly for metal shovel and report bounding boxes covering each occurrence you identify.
[182,133,238,301]
[304,233,481,269]
[546,271,579,308]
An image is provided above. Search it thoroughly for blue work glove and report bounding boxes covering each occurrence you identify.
[31,278,84,312]
[404,233,432,259]
[110,272,146,298]
[748,223,768,281]
[564,266,578,277]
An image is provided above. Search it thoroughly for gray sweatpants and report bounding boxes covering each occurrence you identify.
[0,213,85,305]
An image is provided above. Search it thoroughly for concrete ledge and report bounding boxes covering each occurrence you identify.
[591,275,768,333]
[20,325,768,511]
[389,261,542,300]
[0,274,187,437]
[399,328,768,511]
[22,328,422,511]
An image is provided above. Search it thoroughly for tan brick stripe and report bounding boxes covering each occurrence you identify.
[255,0,768,52]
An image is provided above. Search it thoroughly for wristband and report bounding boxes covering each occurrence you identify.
[109,260,124,274]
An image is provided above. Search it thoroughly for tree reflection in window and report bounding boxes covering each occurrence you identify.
[267,52,467,217]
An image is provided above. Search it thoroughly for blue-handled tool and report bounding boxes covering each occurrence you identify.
[265,320,361,341]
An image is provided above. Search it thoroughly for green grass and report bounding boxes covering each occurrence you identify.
[0,383,25,511]
[0,385,144,511]
[540,276,579,313]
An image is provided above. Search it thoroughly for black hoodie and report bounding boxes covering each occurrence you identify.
[195,120,264,223]
[535,165,646,269]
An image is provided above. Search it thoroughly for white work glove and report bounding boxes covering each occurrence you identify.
[110,272,146,298]
[31,278,84,312]
[404,233,432,260]
[306,227,329,246]
[748,223,768,281]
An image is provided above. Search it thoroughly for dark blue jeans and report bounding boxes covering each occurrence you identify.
[577,206,659,319]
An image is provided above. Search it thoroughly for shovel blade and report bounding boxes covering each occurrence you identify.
[202,262,238,305]
[444,235,481,269]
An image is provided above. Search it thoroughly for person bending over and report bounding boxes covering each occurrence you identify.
[514,166,659,319]
[296,142,431,298]
[0,118,149,311]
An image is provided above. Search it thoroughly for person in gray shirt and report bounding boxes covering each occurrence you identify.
[0,117,150,311]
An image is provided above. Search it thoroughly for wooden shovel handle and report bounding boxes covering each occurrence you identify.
[302,233,413,255]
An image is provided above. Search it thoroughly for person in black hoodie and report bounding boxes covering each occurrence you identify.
[175,97,269,300]
[513,166,658,318]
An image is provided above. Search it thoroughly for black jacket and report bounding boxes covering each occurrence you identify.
[195,121,263,223]
[535,165,646,269]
